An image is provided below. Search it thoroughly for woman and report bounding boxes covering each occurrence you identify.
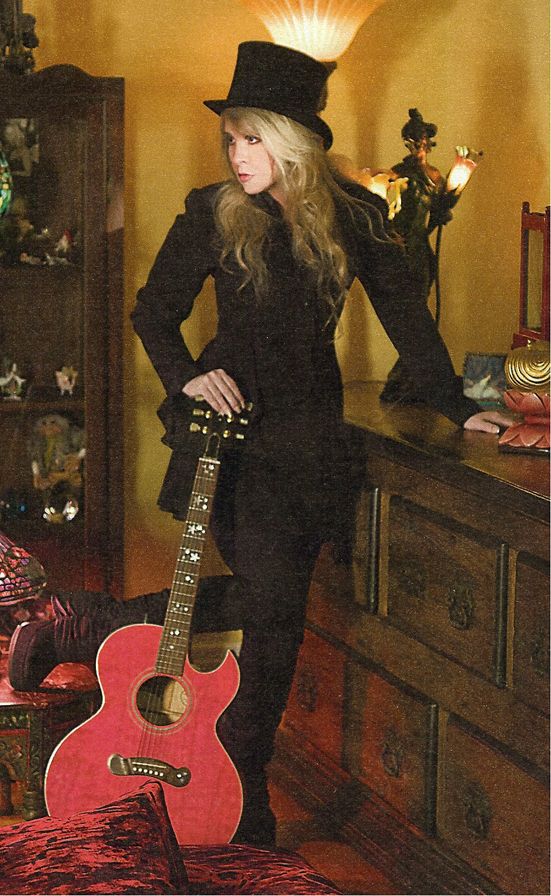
[130,41,508,847]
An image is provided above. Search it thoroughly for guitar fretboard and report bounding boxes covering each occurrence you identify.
[156,455,220,675]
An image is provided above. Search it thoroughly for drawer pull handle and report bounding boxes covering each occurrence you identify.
[463,784,492,839]
[296,668,318,713]
[381,734,403,778]
[447,584,475,630]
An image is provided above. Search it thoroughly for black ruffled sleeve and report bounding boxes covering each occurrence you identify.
[131,185,219,397]
[346,195,479,427]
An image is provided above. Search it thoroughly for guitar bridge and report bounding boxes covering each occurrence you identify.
[108,753,191,788]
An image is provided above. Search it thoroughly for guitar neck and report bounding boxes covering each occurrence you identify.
[156,454,221,675]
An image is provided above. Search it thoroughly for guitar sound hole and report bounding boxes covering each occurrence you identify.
[135,675,189,727]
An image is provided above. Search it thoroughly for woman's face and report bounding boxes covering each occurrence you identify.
[223,120,283,203]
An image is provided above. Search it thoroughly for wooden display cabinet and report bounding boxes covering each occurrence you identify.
[0,65,124,597]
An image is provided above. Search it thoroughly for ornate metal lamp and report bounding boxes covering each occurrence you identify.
[379,111,482,404]
[238,0,388,60]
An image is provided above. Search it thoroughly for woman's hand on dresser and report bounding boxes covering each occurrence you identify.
[463,410,514,434]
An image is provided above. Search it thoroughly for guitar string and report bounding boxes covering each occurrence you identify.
[136,490,203,770]
[137,463,209,764]
[136,459,218,777]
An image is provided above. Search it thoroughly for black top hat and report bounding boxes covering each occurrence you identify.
[204,41,334,150]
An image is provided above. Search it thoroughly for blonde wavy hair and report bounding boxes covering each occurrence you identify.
[215,108,357,309]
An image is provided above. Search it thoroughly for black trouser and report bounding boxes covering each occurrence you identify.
[207,446,326,844]
[217,628,303,845]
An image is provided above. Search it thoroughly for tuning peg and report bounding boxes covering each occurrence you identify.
[192,408,205,417]
[245,402,253,412]
[190,422,209,434]
[235,433,245,440]
[223,430,231,439]
[238,417,249,426]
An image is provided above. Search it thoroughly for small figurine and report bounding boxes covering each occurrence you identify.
[53,228,73,261]
[42,482,80,524]
[55,365,78,396]
[28,414,85,522]
[0,361,26,400]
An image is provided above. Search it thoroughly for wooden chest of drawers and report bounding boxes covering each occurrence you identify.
[276,382,550,895]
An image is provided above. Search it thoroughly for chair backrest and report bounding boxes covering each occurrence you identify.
[513,202,550,347]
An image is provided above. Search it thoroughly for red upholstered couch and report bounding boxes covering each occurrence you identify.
[0,781,341,894]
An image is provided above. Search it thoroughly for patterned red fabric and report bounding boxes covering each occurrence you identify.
[0,530,47,606]
[181,843,342,894]
[0,782,189,894]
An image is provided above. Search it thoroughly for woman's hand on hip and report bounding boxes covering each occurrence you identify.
[183,370,245,416]
[463,410,514,434]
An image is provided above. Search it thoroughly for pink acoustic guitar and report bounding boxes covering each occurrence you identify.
[45,399,251,843]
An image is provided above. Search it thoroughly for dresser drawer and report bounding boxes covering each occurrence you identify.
[513,554,550,715]
[345,664,437,833]
[438,718,550,894]
[386,497,507,683]
[283,629,345,765]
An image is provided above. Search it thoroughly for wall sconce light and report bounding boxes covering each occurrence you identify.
[446,145,483,195]
[238,0,387,61]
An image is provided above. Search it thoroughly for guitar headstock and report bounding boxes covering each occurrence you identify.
[188,397,253,456]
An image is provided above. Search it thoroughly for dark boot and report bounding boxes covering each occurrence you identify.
[52,577,239,631]
[51,588,168,626]
[8,611,120,691]
[7,589,170,692]
[7,620,58,692]
[8,577,240,691]
[218,629,302,848]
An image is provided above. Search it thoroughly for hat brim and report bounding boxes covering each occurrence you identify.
[204,99,333,150]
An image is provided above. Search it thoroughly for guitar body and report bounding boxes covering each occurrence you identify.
[45,623,243,844]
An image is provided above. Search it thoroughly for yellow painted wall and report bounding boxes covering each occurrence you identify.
[26,0,550,597]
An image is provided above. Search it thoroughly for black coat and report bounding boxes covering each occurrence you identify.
[131,180,478,525]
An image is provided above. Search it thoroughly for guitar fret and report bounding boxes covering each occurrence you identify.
[155,452,221,675]
[171,584,196,595]
[165,609,192,621]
